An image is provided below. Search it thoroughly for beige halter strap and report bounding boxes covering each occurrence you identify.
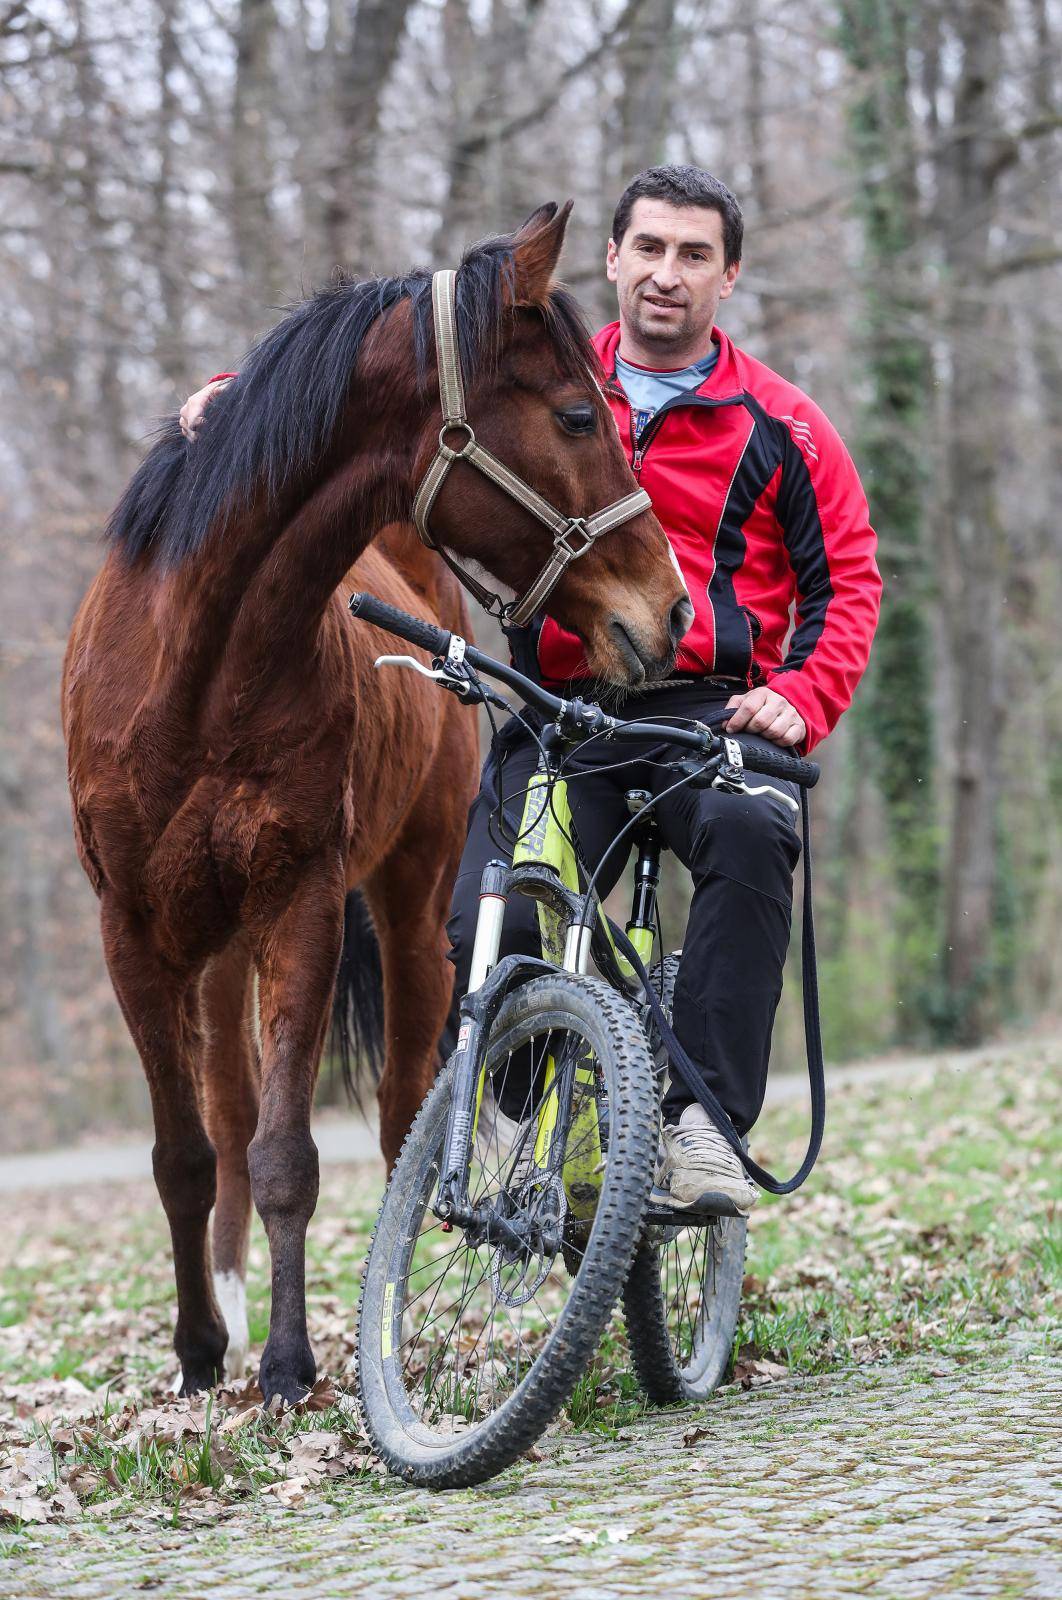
[412,269,652,628]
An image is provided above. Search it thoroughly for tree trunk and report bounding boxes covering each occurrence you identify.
[232,0,283,321]
[153,0,189,394]
[745,0,795,375]
[617,0,677,179]
[838,0,941,1041]
[68,0,127,479]
[433,0,547,266]
[938,0,1010,1041]
[324,0,416,275]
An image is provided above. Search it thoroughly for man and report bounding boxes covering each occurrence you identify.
[180,166,881,1213]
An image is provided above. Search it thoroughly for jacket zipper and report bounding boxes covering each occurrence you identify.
[607,374,758,676]
[607,380,747,478]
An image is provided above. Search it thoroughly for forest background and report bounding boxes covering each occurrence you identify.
[1,0,1059,1152]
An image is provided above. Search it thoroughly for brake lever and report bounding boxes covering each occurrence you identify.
[683,737,799,814]
[373,654,508,709]
[375,652,460,684]
[737,780,799,814]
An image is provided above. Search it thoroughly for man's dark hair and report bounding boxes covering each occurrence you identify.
[612,165,744,268]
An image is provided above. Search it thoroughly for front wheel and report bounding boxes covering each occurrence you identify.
[356,973,657,1488]
[624,952,748,1402]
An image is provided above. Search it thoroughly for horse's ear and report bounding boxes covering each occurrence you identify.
[507,200,574,305]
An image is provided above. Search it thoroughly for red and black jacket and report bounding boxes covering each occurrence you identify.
[535,323,882,755]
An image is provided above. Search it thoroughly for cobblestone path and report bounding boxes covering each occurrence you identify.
[6,1344,1059,1600]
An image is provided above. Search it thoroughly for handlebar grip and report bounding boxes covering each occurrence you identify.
[734,739,820,789]
[348,592,453,658]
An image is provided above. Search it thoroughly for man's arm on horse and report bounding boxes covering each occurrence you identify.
[179,373,236,440]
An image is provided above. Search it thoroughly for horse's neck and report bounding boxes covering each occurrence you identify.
[165,435,413,704]
[246,456,404,642]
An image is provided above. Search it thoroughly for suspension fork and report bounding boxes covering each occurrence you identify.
[432,873,586,1224]
[434,859,510,1224]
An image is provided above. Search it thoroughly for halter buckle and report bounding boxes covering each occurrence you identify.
[438,421,477,462]
[554,519,595,561]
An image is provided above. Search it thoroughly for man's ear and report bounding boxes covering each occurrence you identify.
[719,259,741,301]
[605,237,619,283]
[507,200,574,305]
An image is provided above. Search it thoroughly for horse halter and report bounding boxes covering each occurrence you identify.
[412,269,652,628]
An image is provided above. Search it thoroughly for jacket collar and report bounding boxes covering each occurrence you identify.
[592,320,742,399]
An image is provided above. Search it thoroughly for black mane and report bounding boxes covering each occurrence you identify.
[107,233,593,566]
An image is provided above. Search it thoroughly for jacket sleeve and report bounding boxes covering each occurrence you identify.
[766,406,882,754]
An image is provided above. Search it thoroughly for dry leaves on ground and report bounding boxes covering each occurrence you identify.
[0,1373,383,1528]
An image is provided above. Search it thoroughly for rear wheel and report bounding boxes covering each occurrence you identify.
[356,973,657,1487]
[622,1215,747,1403]
[624,953,748,1402]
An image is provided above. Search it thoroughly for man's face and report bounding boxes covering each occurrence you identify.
[606,198,740,359]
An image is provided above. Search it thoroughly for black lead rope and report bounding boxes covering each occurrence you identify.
[609,784,824,1195]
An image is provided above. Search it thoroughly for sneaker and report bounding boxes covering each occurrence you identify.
[654,1103,758,1214]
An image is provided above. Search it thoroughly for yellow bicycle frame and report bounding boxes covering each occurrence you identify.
[503,765,655,1214]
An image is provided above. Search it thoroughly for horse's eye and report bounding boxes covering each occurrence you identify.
[556,406,597,436]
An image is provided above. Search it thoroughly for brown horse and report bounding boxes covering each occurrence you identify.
[62,202,689,1405]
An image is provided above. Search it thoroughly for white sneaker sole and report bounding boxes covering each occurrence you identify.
[649,1181,756,1218]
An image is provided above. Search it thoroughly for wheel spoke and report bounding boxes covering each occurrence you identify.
[384,1013,616,1431]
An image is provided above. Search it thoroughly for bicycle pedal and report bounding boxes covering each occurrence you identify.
[646,1185,745,1222]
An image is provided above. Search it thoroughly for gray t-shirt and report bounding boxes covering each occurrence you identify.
[614,345,719,440]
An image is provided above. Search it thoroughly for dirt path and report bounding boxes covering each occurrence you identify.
[0,1033,1045,1194]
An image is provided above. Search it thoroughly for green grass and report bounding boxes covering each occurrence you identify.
[729,1041,1060,1374]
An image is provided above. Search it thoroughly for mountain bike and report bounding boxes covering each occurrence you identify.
[347,591,822,1488]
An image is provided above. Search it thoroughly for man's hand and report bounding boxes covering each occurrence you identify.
[179,378,232,442]
[725,687,806,748]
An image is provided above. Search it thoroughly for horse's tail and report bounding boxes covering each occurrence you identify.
[330,890,385,1109]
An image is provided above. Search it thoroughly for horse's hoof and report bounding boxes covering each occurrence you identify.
[175,1321,227,1395]
[259,1339,316,1407]
[178,1368,220,1398]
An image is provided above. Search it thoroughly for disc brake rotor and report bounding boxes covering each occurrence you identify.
[489,1172,567,1308]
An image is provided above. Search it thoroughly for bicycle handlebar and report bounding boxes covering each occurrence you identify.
[349,590,455,657]
[348,591,820,788]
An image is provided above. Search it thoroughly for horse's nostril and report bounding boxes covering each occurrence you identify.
[669,597,695,645]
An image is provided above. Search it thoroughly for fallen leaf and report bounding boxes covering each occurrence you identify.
[219,1407,260,1436]
[297,1377,339,1414]
[264,1475,311,1508]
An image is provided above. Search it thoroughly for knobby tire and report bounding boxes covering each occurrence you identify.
[356,973,657,1488]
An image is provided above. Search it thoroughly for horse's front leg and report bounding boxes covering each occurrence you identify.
[249,852,345,1405]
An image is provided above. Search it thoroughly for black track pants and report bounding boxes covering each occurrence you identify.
[445,683,802,1135]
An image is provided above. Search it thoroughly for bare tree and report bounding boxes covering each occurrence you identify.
[232,0,283,317]
[937,0,1010,1040]
[617,0,677,176]
[325,0,418,274]
[153,0,189,393]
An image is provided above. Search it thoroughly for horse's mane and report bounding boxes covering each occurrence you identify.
[106,232,594,567]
